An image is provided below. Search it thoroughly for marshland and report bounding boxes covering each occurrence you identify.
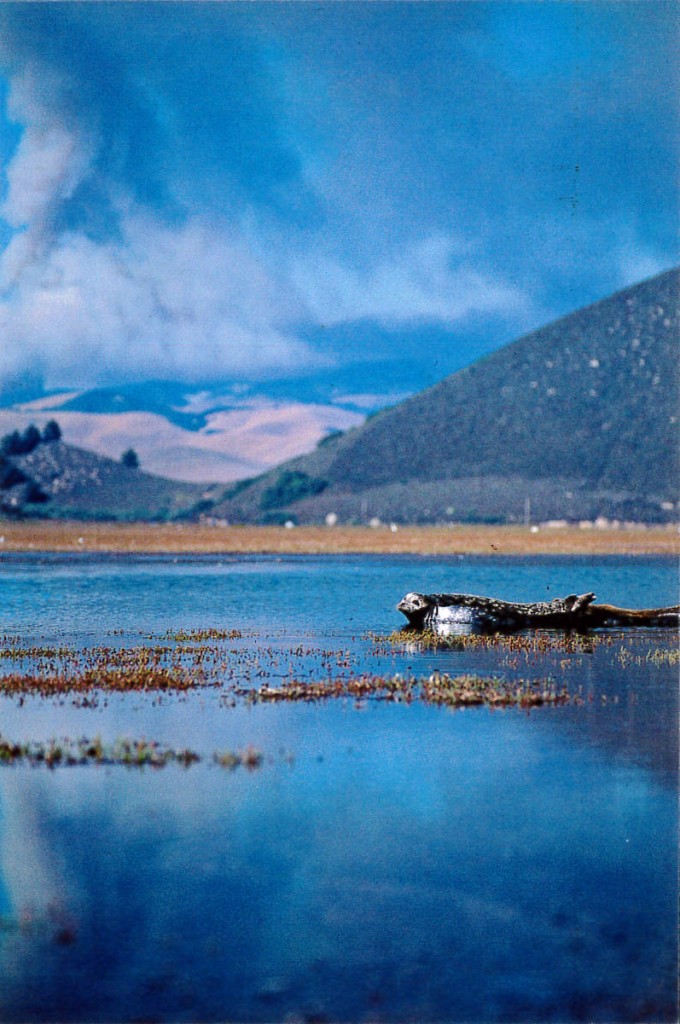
[0,520,677,555]
[0,540,677,1023]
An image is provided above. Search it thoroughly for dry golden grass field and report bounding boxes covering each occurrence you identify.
[0,521,677,556]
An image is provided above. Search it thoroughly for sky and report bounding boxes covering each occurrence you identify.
[0,1,677,399]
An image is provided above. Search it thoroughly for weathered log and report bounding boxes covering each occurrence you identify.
[397,591,680,633]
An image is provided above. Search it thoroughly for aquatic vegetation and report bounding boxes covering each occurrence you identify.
[213,745,264,770]
[616,645,680,667]
[372,628,611,655]
[235,675,406,704]
[0,631,367,702]
[237,671,571,709]
[0,735,199,768]
[421,672,570,708]
[0,734,264,770]
[1,626,671,714]
[213,750,242,769]
[163,628,244,642]
[0,636,232,698]
[0,663,208,698]
[646,646,680,664]
[0,645,75,659]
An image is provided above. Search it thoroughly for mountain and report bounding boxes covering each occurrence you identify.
[0,431,213,520]
[0,375,375,484]
[208,268,679,525]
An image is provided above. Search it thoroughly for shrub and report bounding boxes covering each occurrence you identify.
[21,424,42,453]
[260,471,328,511]
[42,420,62,442]
[1,424,42,455]
[121,448,140,469]
[25,481,49,504]
[1,430,23,456]
[0,460,27,489]
[223,476,259,500]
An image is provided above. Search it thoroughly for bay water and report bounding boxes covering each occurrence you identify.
[0,553,677,1022]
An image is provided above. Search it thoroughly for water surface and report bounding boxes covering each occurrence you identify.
[0,554,677,1022]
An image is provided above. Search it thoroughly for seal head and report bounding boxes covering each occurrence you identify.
[397,592,434,629]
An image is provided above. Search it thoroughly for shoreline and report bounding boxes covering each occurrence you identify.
[0,521,677,556]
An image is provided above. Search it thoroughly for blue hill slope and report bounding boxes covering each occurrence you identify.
[211,268,679,525]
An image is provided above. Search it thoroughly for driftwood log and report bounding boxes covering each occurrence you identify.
[397,591,680,633]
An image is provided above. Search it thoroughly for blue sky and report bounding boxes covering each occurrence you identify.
[0,1,676,398]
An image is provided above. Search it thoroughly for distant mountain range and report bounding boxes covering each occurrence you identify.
[0,362,431,486]
[0,374,373,484]
[1,268,677,524]
[209,268,679,525]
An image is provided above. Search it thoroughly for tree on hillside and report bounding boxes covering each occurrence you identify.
[21,424,41,453]
[121,448,140,469]
[24,480,49,504]
[42,420,62,442]
[0,424,41,456]
[1,430,23,456]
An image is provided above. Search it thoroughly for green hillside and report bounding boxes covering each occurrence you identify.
[211,268,679,525]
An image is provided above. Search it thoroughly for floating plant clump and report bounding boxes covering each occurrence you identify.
[0,641,220,696]
[617,645,680,666]
[372,629,614,655]
[421,672,571,708]
[0,735,267,770]
[0,664,208,697]
[162,628,246,642]
[0,645,76,660]
[237,671,573,709]
[213,746,265,770]
[0,735,199,768]
[375,627,679,659]
[235,674,413,705]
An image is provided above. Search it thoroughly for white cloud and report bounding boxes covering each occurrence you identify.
[290,235,530,328]
[0,58,323,386]
[615,244,673,290]
[0,54,531,390]
[0,210,322,386]
[1,62,98,286]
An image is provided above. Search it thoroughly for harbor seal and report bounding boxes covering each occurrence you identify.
[397,591,679,632]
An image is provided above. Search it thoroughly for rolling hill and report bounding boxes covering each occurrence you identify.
[0,374,374,484]
[0,430,214,521]
[209,268,679,525]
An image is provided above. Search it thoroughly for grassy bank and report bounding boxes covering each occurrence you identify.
[0,521,677,555]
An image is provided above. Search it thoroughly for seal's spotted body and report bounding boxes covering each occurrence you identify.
[397,591,679,633]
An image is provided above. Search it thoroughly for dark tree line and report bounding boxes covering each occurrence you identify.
[1,420,61,457]
[0,421,61,504]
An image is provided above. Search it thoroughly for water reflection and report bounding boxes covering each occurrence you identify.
[1,700,677,1023]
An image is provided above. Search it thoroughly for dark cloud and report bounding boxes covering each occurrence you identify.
[0,2,321,231]
[0,2,676,390]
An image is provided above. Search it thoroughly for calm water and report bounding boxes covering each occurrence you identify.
[0,554,677,1023]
